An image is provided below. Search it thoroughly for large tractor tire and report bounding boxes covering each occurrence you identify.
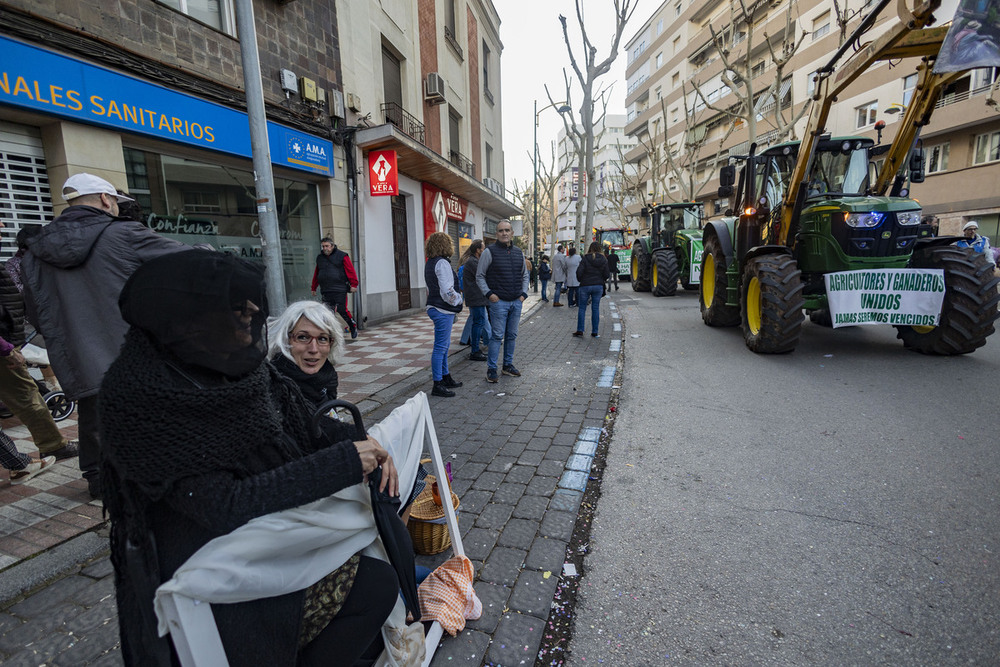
[631,243,651,292]
[895,245,1000,354]
[740,254,805,354]
[651,250,679,297]
[700,235,740,326]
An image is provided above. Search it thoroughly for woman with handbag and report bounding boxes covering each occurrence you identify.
[100,249,398,667]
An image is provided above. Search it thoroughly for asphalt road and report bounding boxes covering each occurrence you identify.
[567,288,1000,665]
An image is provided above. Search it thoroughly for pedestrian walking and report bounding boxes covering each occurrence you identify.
[461,240,489,361]
[538,255,552,302]
[605,245,619,291]
[101,249,398,667]
[574,242,611,338]
[0,419,55,485]
[4,225,42,294]
[552,244,567,307]
[425,232,464,397]
[475,220,529,383]
[311,237,360,338]
[0,254,79,464]
[565,246,582,307]
[21,173,187,499]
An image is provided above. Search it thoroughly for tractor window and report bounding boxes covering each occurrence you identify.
[810,147,870,196]
[762,155,795,209]
[598,230,625,246]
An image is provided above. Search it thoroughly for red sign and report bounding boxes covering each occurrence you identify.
[421,184,469,240]
[368,150,398,196]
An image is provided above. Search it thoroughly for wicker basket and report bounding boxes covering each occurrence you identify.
[406,475,460,555]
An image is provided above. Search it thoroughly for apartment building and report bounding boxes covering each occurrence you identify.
[339,0,518,321]
[0,0,518,321]
[554,113,639,245]
[623,0,1000,241]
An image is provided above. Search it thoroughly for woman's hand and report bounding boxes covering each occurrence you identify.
[353,436,399,497]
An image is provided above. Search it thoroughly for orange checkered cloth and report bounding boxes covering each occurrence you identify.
[417,555,482,636]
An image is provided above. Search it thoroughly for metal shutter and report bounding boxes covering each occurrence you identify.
[0,122,52,260]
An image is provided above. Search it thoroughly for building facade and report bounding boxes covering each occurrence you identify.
[0,0,346,304]
[623,0,1000,240]
[338,0,518,322]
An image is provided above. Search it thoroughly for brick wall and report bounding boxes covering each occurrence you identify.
[418,0,441,153]
[2,0,341,111]
[466,6,480,175]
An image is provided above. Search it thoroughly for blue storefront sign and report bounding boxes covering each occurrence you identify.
[0,35,333,176]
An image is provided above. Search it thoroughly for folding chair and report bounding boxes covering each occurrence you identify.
[157,391,463,666]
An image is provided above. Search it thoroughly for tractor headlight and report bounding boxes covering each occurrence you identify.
[845,212,884,228]
[896,210,922,226]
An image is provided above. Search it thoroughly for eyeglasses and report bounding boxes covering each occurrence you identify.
[291,332,332,347]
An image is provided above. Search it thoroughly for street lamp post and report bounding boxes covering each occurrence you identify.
[533,100,571,274]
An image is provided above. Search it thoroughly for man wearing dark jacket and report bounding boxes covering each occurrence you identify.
[0,223,78,464]
[22,173,186,498]
[311,237,359,338]
[475,221,529,383]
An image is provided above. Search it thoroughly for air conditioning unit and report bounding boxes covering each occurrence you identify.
[425,73,446,105]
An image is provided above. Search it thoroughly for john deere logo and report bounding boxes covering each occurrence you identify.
[881,231,892,239]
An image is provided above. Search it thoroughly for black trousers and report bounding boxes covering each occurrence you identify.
[299,556,398,667]
[322,291,356,329]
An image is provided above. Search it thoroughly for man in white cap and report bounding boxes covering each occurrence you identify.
[957,220,996,266]
[21,173,187,498]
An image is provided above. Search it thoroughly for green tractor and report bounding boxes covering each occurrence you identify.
[699,0,1000,355]
[630,202,704,296]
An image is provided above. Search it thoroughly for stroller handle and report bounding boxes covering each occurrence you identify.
[311,399,366,440]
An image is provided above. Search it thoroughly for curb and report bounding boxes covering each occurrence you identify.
[0,525,109,608]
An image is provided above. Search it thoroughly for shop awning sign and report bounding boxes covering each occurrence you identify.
[369,149,398,196]
[0,35,333,176]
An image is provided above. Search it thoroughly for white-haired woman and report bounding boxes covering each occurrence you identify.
[269,300,346,407]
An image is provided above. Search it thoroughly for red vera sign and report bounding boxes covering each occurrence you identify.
[369,150,398,196]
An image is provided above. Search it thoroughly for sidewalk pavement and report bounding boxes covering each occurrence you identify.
[0,288,625,666]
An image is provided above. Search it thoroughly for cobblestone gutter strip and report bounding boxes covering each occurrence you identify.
[534,315,626,667]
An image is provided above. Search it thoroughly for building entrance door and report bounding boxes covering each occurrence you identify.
[391,195,411,311]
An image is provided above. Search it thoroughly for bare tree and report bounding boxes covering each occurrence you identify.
[511,141,571,255]
[559,0,638,246]
[596,141,642,232]
[690,0,809,149]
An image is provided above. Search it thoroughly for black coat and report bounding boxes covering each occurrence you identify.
[576,253,611,286]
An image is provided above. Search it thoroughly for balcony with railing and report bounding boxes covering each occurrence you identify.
[449,149,476,178]
[382,102,425,145]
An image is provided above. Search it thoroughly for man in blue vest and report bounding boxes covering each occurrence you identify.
[475,221,529,383]
[311,237,359,338]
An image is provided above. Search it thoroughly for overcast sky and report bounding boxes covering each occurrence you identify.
[496,0,642,194]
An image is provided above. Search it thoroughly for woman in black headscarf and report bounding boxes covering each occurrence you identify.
[100,249,398,667]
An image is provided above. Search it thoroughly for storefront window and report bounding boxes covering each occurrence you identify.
[123,148,321,302]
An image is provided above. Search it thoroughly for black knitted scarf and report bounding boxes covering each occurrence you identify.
[272,353,339,406]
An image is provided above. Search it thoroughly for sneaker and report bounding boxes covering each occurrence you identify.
[10,456,56,485]
[591,333,600,338]
[486,368,498,383]
[501,365,521,377]
[349,322,358,339]
[572,331,583,337]
[469,352,487,361]
[48,441,79,461]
